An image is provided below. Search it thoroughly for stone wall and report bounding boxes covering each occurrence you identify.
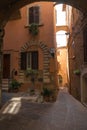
[68,8,87,101]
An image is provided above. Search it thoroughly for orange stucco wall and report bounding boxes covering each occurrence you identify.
[3,2,58,89]
[4,2,55,50]
[57,47,68,87]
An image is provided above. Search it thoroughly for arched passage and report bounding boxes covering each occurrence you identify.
[0,0,87,11]
[0,0,87,27]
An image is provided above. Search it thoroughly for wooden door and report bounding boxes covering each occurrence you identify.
[3,54,10,78]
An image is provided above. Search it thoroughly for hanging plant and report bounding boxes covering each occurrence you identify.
[29,23,39,36]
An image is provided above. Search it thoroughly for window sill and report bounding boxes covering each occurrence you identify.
[24,24,44,28]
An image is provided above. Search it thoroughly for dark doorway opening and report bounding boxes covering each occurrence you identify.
[3,54,10,78]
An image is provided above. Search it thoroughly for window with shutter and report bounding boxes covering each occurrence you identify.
[20,51,38,70]
[29,6,39,24]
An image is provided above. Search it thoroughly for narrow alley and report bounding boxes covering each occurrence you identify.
[0,88,87,130]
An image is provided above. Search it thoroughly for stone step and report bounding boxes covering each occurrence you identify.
[43,72,49,75]
[44,55,49,59]
[43,75,49,79]
[43,49,48,52]
[19,79,24,83]
[44,57,49,60]
[19,70,25,74]
[44,51,49,55]
[19,71,25,83]
[43,67,49,69]
[44,65,49,67]
[43,70,49,73]
[44,61,49,64]
[43,77,50,83]
[2,79,11,91]
[44,62,49,65]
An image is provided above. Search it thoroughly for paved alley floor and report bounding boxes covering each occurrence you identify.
[0,88,87,130]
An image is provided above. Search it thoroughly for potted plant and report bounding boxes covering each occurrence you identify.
[41,87,53,102]
[25,68,38,94]
[9,79,22,92]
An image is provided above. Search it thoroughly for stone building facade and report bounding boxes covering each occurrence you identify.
[3,2,58,92]
[2,1,87,104]
[68,8,87,103]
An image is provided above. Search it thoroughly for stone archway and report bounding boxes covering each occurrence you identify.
[56,26,69,32]
[0,0,87,28]
[20,40,50,83]
[1,0,87,12]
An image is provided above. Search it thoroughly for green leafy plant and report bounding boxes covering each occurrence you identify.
[9,79,22,91]
[41,87,53,97]
[29,23,39,36]
[73,69,80,75]
[41,86,58,102]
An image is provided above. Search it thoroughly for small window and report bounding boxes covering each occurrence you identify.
[28,6,39,25]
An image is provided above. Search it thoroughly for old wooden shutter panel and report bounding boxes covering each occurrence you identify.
[32,51,38,69]
[34,6,39,24]
[29,6,39,24]
[29,7,34,24]
[21,52,27,70]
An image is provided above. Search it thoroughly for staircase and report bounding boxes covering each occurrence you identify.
[2,79,11,91]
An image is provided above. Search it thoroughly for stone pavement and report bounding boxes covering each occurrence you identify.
[2,91,40,106]
[0,88,87,130]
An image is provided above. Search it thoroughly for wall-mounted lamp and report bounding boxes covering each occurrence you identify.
[65,32,70,35]
[49,48,55,57]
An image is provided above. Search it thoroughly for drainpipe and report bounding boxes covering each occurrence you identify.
[0,28,5,108]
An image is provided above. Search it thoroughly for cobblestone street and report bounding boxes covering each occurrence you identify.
[0,88,87,130]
